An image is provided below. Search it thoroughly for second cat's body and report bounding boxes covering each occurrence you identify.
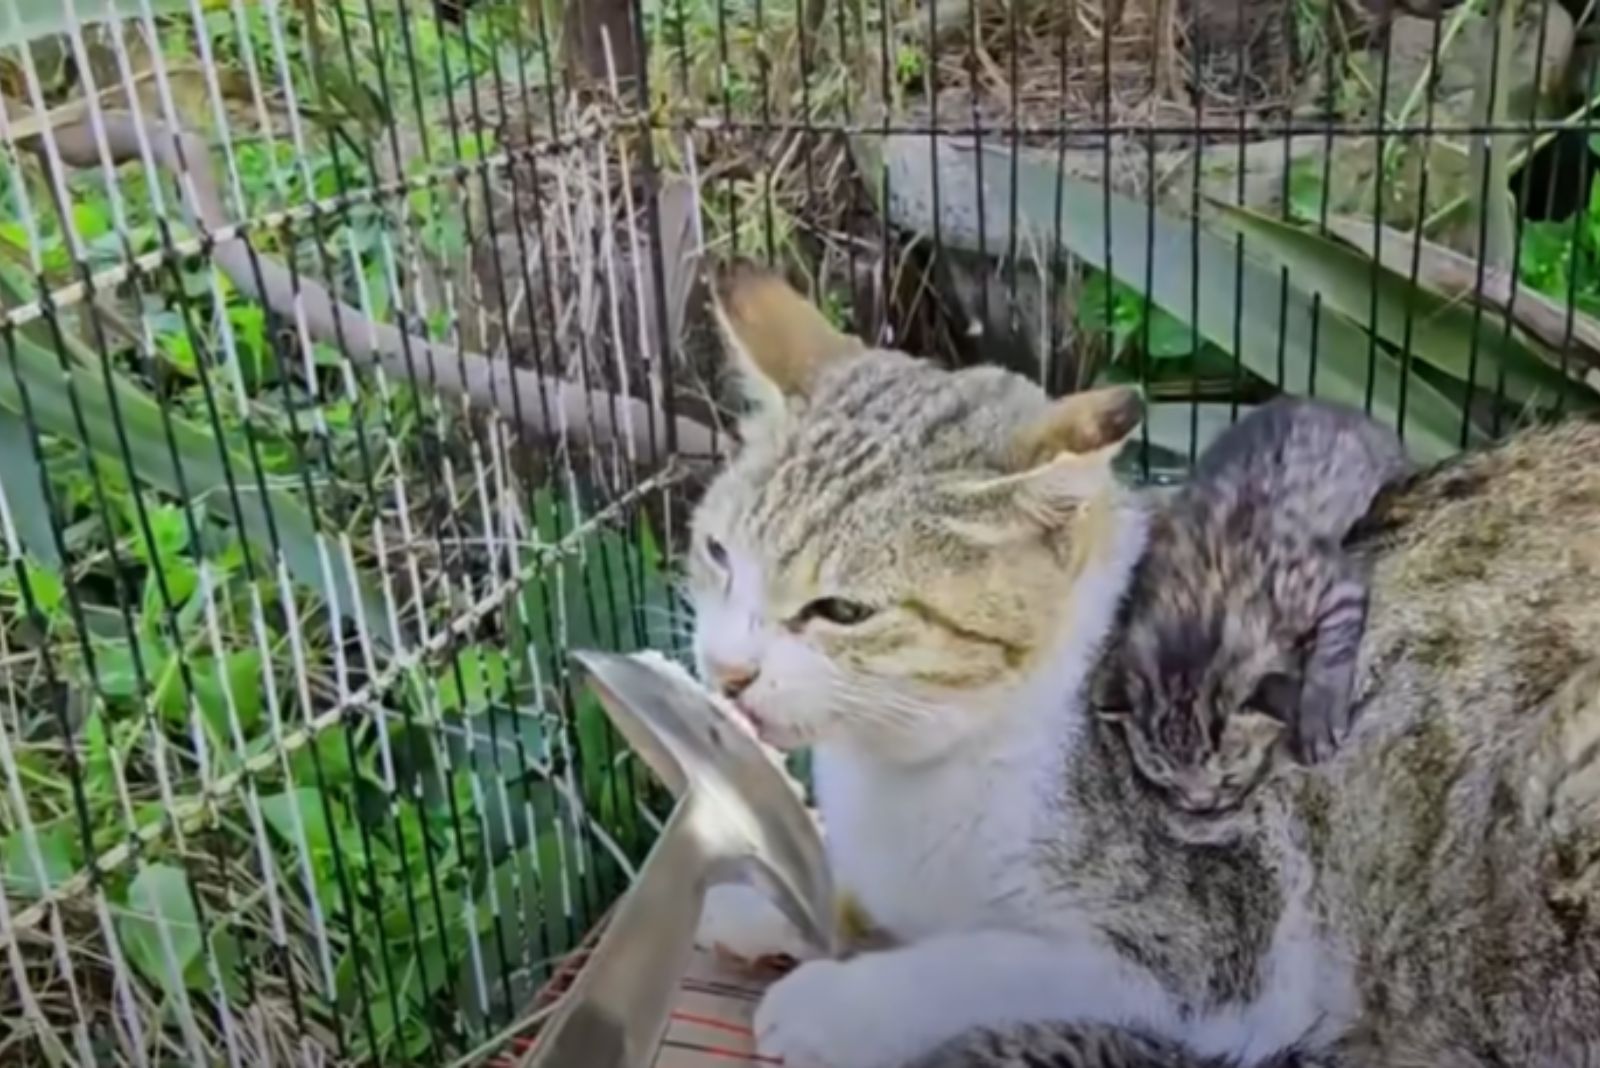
[906,1022,1323,1068]
[1102,397,1410,815]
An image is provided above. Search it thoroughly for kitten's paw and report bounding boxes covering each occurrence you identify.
[1294,717,1343,765]
[695,882,814,967]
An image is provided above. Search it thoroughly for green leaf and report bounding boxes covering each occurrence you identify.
[518,489,678,660]
[574,690,621,831]
[259,788,334,861]
[1287,161,1328,224]
[14,557,66,622]
[0,284,396,651]
[476,768,555,867]
[93,637,160,700]
[459,847,545,1032]
[213,649,265,735]
[1,823,80,899]
[1205,201,1592,412]
[172,648,266,740]
[527,785,580,958]
[141,560,198,625]
[207,928,245,1002]
[633,513,678,650]
[71,201,110,243]
[0,407,60,565]
[283,729,356,791]
[0,0,195,48]
[863,135,1480,462]
[435,646,509,715]
[1145,309,1198,359]
[117,864,203,999]
[82,709,112,799]
[129,503,192,568]
[439,701,547,771]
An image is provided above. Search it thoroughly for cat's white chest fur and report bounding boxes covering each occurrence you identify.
[814,718,1055,941]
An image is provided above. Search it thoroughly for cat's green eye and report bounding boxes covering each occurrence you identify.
[800,597,876,627]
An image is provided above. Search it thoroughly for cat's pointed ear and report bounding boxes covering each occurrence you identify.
[962,386,1143,527]
[940,387,1142,535]
[1009,386,1143,521]
[711,259,864,420]
[1007,385,1144,469]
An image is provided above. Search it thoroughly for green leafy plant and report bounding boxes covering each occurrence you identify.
[0,5,667,1064]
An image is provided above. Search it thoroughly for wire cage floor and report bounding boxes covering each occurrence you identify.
[3,0,1599,1063]
[488,916,779,1068]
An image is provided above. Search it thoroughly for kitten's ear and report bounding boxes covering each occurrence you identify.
[1245,671,1302,723]
[711,259,865,419]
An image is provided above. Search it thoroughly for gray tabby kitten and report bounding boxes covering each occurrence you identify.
[906,1022,1321,1068]
[1098,397,1410,816]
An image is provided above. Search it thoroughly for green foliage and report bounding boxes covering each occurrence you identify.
[1208,201,1593,415]
[0,0,199,49]
[117,863,209,1000]
[0,4,665,1063]
[1,822,79,898]
[868,134,1492,465]
[1077,272,1205,362]
[1519,182,1600,322]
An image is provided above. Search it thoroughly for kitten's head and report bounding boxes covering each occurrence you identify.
[1113,707,1287,814]
[687,261,1145,762]
[1105,591,1300,812]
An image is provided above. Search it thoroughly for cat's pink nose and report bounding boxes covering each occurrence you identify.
[709,659,758,699]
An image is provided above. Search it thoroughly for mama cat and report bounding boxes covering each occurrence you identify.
[688,261,1600,1068]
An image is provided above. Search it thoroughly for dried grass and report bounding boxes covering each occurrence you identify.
[461,0,1342,386]
[911,0,1321,144]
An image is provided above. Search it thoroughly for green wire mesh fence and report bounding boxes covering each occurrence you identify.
[1,0,1597,1063]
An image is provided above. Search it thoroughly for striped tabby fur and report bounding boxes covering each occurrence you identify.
[688,261,1600,1068]
[908,1021,1320,1068]
[1099,396,1411,817]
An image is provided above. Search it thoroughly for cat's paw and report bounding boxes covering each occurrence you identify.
[755,957,911,1068]
[695,882,814,968]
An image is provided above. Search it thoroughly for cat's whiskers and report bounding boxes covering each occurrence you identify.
[833,680,939,730]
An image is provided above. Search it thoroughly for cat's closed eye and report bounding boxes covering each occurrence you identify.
[798,597,877,626]
[705,535,729,569]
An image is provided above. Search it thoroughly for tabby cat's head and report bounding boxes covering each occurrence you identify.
[687,261,1146,762]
